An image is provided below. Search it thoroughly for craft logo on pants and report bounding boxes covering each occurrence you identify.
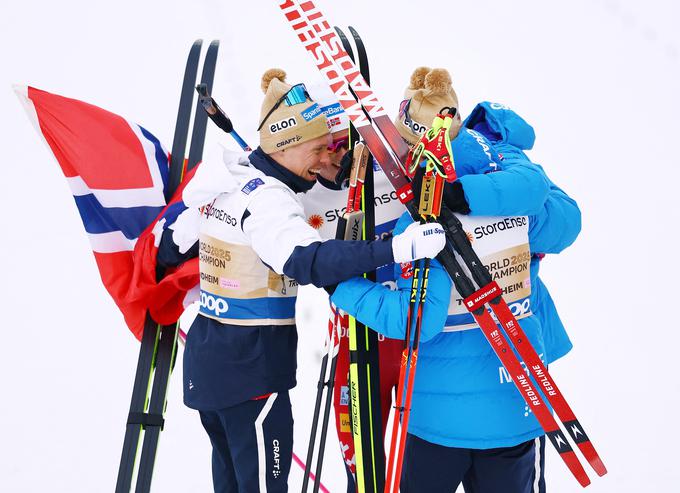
[272,439,281,478]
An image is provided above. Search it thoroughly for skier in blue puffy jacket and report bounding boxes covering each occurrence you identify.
[331,67,581,493]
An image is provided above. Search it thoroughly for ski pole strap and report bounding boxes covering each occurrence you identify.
[406,108,458,183]
[127,411,165,430]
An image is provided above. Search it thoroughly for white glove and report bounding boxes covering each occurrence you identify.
[392,222,446,264]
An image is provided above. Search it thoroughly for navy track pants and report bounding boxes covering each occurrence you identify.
[401,433,546,493]
[198,392,293,493]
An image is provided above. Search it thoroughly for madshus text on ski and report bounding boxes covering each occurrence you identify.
[17,0,608,492]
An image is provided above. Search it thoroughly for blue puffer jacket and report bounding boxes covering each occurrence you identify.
[465,102,580,363]
[331,103,581,448]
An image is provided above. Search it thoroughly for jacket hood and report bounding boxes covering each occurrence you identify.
[182,145,251,207]
[464,102,536,150]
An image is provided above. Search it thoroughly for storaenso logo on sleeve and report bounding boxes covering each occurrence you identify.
[200,291,229,316]
[269,116,297,134]
[203,202,238,226]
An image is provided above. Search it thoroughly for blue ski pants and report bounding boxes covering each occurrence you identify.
[198,391,293,493]
[400,433,546,493]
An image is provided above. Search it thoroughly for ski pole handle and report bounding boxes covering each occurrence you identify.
[195,83,234,133]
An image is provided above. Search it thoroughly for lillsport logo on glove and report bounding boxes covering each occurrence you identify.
[422,225,444,237]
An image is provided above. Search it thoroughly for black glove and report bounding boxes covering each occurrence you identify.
[410,168,470,215]
[334,148,354,187]
[443,180,470,214]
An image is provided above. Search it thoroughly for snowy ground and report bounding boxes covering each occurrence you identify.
[1,0,679,491]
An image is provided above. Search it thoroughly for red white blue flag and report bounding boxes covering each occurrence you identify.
[16,85,197,339]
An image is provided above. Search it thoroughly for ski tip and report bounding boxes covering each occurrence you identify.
[591,456,607,477]
[563,451,591,487]
[574,469,591,488]
[210,39,220,47]
[580,442,607,476]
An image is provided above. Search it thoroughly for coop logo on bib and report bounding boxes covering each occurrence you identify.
[200,291,229,316]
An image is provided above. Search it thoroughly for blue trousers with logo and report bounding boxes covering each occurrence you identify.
[400,433,546,493]
[198,392,293,493]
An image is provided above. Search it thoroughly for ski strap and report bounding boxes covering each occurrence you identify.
[406,108,458,183]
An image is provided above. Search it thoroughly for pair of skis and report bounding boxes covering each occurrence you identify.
[336,26,386,493]
[303,143,371,493]
[115,39,219,493]
[302,26,385,493]
[277,0,606,488]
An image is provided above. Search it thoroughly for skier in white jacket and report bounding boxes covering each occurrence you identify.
[157,68,445,493]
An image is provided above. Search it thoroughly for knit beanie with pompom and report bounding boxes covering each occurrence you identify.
[395,67,462,146]
[258,68,329,153]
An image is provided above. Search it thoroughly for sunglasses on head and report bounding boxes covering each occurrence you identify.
[257,83,311,131]
[399,99,459,130]
[327,138,349,153]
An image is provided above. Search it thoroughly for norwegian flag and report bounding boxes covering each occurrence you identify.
[16,85,197,339]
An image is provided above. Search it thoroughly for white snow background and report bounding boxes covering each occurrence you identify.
[1,0,679,492]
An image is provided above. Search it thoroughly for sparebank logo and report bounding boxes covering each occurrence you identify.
[301,103,322,122]
[321,102,344,117]
[200,291,229,316]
